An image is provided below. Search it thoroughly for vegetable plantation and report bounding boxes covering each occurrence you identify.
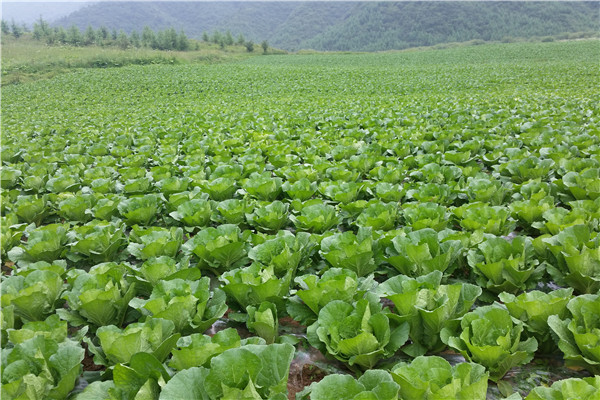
[1,40,599,399]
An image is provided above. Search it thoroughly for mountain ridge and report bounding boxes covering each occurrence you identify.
[53,2,600,51]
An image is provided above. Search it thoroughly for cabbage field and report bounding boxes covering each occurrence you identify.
[1,40,599,399]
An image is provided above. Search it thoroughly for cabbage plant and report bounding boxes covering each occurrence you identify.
[211,199,251,225]
[7,224,68,266]
[290,203,340,233]
[385,228,462,277]
[248,231,315,275]
[86,318,179,366]
[282,178,317,201]
[118,194,161,226]
[402,202,450,231]
[319,228,377,277]
[548,294,600,374]
[1,328,84,399]
[169,328,264,371]
[499,289,573,353]
[159,343,295,400]
[169,198,212,228]
[297,370,399,400]
[59,262,136,328]
[245,200,289,233]
[390,356,488,400]
[67,220,127,263]
[441,305,538,381]
[128,278,227,335]
[525,376,600,400]
[355,202,399,231]
[127,226,183,260]
[1,269,65,323]
[307,298,409,370]
[455,202,516,235]
[243,172,283,201]
[542,225,600,294]
[467,235,544,295]
[377,271,481,356]
[221,263,294,312]
[182,224,250,273]
[287,268,373,325]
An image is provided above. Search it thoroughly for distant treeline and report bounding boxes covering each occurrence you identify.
[1,18,193,50]
[201,29,267,53]
[1,18,268,53]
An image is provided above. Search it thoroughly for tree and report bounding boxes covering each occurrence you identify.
[163,28,178,50]
[32,17,51,41]
[84,25,96,46]
[10,19,23,38]
[55,27,67,44]
[116,29,129,49]
[261,40,268,54]
[111,28,118,40]
[225,30,234,46]
[236,33,245,45]
[245,40,254,52]
[202,31,209,42]
[33,21,43,40]
[211,30,222,44]
[130,30,141,48]
[67,25,82,45]
[141,26,155,48]
[177,30,189,51]
[97,26,109,42]
[1,20,9,35]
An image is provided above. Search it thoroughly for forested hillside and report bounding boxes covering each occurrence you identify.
[55,2,600,51]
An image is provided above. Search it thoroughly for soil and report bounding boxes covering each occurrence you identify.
[81,341,106,372]
[2,261,15,275]
[287,361,327,400]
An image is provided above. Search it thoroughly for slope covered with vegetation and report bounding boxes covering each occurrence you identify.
[54,1,600,51]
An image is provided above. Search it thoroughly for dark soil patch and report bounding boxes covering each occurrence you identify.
[287,362,327,399]
[81,342,105,372]
[2,261,14,276]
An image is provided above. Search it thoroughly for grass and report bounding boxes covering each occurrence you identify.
[1,35,273,85]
